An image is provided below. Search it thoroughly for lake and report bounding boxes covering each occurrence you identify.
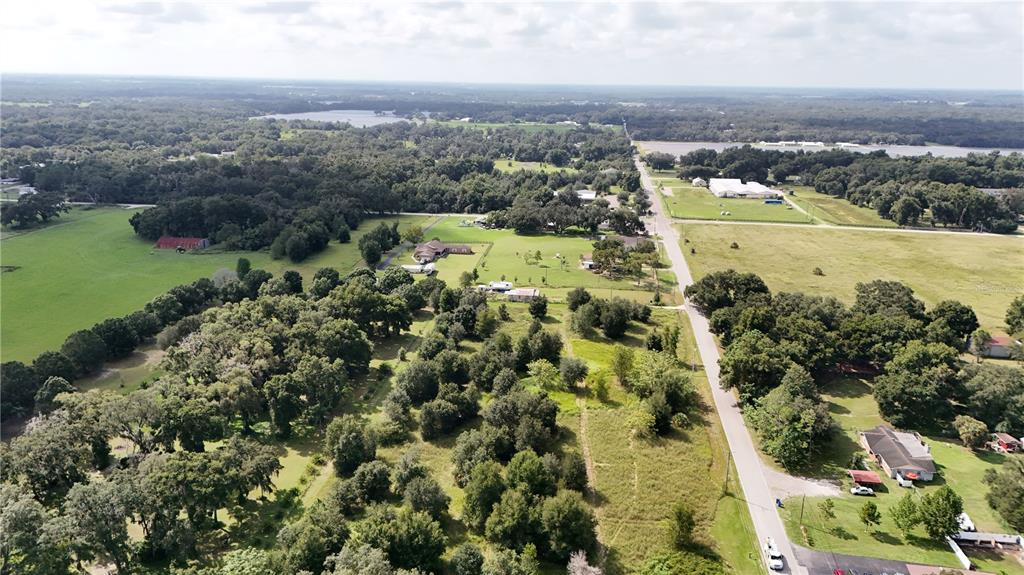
[253,109,408,127]
[637,140,1024,159]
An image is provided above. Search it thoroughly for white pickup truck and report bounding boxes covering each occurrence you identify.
[763,537,783,571]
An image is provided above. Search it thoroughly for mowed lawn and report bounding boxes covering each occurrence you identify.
[681,223,1024,330]
[784,186,898,228]
[424,217,660,296]
[570,309,761,575]
[0,207,429,362]
[493,160,579,174]
[781,377,1023,574]
[651,170,812,224]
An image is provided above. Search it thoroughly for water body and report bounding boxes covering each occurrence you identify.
[253,109,407,127]
[637,140,1024,159]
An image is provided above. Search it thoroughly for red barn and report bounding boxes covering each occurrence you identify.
[994,433,1021,452]
[155,236,209,250]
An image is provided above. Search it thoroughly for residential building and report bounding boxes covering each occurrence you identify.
[575,189,598,202]
[981,335,1022,359]
[412,240,473,264]
[859,425,936,481]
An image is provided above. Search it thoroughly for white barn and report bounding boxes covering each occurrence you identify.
[708,178,782,199]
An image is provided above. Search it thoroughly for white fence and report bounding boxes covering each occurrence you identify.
[946,537,972,570]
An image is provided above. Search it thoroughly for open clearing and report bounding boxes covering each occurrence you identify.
[430,120,619,134]
[422,216,672,303]
[781,377,1023,574]
[493,159,580,174]
[681,223,1024,330]
[0,207,427,362]
[784,185,898,228]
[651,170,813,223]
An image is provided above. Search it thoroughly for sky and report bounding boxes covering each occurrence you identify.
[2,1,1022,90]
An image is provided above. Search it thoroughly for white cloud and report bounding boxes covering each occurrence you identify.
[1,0,1020,90]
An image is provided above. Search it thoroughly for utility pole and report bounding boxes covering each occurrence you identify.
[723,449,732,495]
[799,494,806,525]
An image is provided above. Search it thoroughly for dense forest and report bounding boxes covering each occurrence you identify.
[662,146,1024,232]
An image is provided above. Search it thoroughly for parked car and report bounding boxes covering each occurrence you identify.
[850,485,874,496]
[957,512,976,532]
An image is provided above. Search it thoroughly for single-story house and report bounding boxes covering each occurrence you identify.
[155,236,209,250]
[575,189,598,202]
[848,469,883,486]
[507,288,540,302]
[994,433,1021,452]
[412,240,473,264]
[980,335,1022,359]
[859,425,936,482]
[580,253,596,270]
[708,178,782,199]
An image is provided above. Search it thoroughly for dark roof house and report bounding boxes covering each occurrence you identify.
[155,236,209,250]
[859,425,936,481]
[412,240,472,263]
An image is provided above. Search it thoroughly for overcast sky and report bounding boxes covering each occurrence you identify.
[2,1,1022,90]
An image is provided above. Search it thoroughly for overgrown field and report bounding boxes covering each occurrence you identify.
[781,377,1023,574]
[651,170,812,223]
[681,223,1024,330]
[493,160,580,174]
[0,207,428,361]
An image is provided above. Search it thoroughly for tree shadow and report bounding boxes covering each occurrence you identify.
[829,526,857,540]
[870,530,902,545]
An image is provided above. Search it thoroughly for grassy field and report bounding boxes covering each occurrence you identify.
[681,223,1024,330]
[651,170,812,224]
[0,207,428,362]
[423,217,665,299]
[493,160,580,174]
[570,309,762,574]
[781,377,1023,573]
[784,186,898,228]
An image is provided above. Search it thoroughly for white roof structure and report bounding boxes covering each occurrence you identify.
[575,189,598,202]
[488,281,513,291]
[708,178,782,199]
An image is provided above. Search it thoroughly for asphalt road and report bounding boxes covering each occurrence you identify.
[637,156,808,575]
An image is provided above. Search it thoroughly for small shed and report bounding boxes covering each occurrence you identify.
[994,433,1021,452]
[982,336,1022,359]
[507,288,540,302]
[848,469,883,486]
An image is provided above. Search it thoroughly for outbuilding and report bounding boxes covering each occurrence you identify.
[154,236,209,251]
[994,433,1021,452]
[507,288,540,302]
[848,469,883,486]
[980,335,1022,359]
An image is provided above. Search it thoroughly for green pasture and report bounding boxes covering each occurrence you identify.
[0,207,427,362]
[493,160,580,174]
[681,223,1024,330]
[424,217,662,295]
[781,377,1021,573]
[783,185,898,228]
[651,171,812,223]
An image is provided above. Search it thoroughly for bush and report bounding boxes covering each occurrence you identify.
[529,296,549,319]
[352,460,391,502]
[450,543,485,575]
[403,476,450,519]
[559,357,588,389]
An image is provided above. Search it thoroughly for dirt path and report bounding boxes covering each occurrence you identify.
[763,466,840,499]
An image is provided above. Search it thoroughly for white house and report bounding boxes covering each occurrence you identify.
[708,178,782,199]
[575,189,598,202]
[691,177,707,187]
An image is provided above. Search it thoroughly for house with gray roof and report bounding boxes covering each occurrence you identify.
[859,425,936,481]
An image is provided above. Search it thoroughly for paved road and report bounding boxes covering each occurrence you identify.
[637,156,807,575]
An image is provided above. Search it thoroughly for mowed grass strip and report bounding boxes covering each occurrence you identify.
[784,185,898,228]
[681,223,1024,330]
[651,170,812,224]
[0,208,428,362]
